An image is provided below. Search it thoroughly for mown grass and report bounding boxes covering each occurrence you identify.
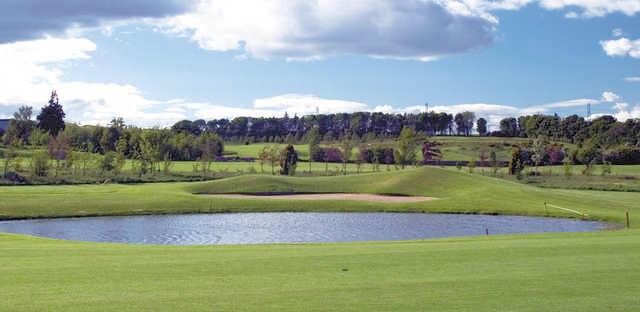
[2,230,639,311]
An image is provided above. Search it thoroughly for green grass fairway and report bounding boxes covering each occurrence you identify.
[2,167,640,311]
[2,230,639,311]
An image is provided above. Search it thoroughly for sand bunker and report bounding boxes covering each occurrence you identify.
[207,193,434,203]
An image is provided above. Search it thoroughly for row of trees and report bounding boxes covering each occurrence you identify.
[497,114,640,146]
[2,94,225,163]
[172,111,486,143]
[496,114,640,165]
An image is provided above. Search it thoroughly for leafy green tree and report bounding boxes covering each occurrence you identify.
[47,132,71,177]
[258,146,270,173]
[307,127,322,172]
[279,144,298,175]
[396,127,419,169]
[476,118,487,136]
[1,146,18,178]
[37,91,66,137]
[339,136,354,174]
[197,132,220,175]
[31,151,50,177]
[99,152,116,174]
[115,137,128,174]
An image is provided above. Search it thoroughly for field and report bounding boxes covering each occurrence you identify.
[2,140,640,311]
[3,230,639,311]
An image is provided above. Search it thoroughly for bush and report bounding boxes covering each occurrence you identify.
[31,151,50,177]
[604,146,640,165]
[99,152,116,173]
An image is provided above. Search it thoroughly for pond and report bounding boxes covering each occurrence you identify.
[0,213,610,245]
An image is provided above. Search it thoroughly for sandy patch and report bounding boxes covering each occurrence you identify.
[206,193,434,203]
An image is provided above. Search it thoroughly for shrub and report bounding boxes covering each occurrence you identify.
[31,151,50,177]
[603,146,640,165]
[99,152,116,173]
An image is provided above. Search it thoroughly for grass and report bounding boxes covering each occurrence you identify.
[2,166,640,311]
[2,230,639,311]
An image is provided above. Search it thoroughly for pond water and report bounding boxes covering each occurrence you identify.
[0,213,609,245]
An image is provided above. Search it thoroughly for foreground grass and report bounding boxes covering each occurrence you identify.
[2,230,639,311]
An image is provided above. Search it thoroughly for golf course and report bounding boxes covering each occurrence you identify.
[2,167,639,311]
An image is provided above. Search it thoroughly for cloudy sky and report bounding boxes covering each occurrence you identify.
[0,0,639,129]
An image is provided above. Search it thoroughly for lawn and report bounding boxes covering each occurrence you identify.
[1,230,638,311]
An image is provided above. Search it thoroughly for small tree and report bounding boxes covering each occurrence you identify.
[268,145,280,175]
[307,127,322,173]
[257,146,271,173]
[279,144,298,175]
[31,151,50,177]
[47,132,71,177]
[99,152,116,174]
[563,157,573,178]
[198,132,220,176]
[489,150,498,175]
[339,137,354,175]
[476,118,488,136]
[115,137,128,174]
[601,161,612,176]
[530,139,545,175]
[396,127,419,169]
[468,160,476,173]
[1,147,18,178]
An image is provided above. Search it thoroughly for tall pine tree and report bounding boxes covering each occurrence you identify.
[37,91,66,137]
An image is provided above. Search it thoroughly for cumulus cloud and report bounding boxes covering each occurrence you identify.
[0,0,194,43]
[601,37,640,59]
[162,0,497,61]
[0,37,189,126]
[625,77,640,82]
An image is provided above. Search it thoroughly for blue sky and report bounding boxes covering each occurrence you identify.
[0,1,639,128]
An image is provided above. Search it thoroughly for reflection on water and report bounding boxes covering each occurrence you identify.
[0,213,609,245]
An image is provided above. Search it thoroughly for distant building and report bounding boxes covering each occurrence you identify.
[0,119,10,133]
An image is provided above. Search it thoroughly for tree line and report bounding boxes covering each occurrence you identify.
[496,114,640,165]
[172,111,486,143]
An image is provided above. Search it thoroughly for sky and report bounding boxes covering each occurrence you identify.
[0,0,639,129]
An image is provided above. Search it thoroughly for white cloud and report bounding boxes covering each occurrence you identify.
[600,37,640,59]
[610,102,640,121]
[625,77,640,82]
[161,0,497,61]
[0,37,189,127]
[536,0,640,18]
[254,94,368,115]
[601,91,621,102]
[613,28,624,37]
